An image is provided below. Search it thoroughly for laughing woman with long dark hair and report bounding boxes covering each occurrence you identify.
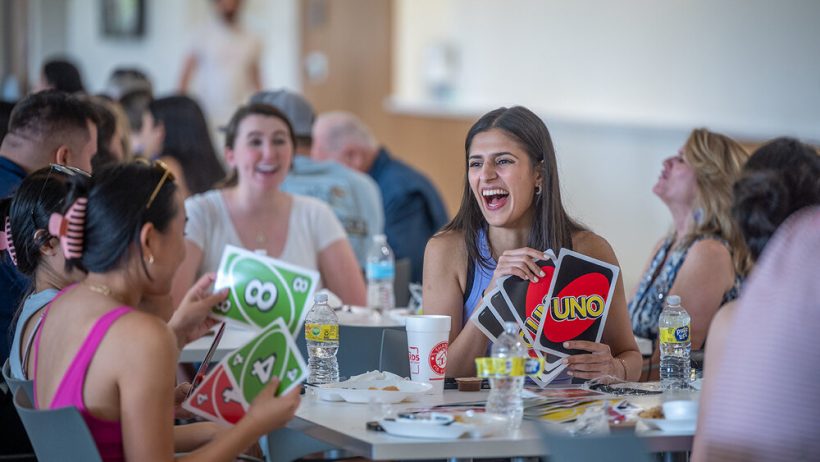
[423,106,640,381]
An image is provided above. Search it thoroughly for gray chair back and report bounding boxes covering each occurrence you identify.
[2,358,33,402]
[379,328,410,377]
[297,325,392,379]
[540,427,651,462]
[394,257,411,306]
[13,387,103,462]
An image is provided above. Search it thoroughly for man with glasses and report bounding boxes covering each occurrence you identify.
[0,90,99,363]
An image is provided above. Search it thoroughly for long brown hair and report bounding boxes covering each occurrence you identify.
[679,128,751,275]
[441,106,584,269]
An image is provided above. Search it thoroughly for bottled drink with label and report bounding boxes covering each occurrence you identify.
[658,295,691,390]
[366,234,395,314]
[305,293,339,384]
[486,322,526,429]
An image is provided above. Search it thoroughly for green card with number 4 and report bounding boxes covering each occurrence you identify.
[181,318,307,426]
[212,245,319,334]
[225,318,307,400]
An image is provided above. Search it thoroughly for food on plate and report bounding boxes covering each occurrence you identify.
[368,385,400,391]
[638,406,664,419]
[455,377,483,392]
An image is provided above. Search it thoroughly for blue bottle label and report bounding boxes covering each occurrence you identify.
[367,262,395,279]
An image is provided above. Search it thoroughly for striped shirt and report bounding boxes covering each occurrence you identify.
[693,206,820,462]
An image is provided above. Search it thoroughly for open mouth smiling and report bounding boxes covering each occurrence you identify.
[255,163,280,175]
[481,188,509,210]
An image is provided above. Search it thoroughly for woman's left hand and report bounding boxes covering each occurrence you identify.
[173,382,195,419]
[168,273,229,348]
[562,340,620,380]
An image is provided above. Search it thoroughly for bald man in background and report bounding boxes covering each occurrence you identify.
[312,112,448,283]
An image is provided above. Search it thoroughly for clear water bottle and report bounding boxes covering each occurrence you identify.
[486,322,526,429]
[366,234,395,315]
[305,293,339,384]
[659,295,691,390]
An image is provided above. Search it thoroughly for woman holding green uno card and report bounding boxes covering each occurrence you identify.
[172,103,366,308]
[30,161,301,461]
[423,106,641,382]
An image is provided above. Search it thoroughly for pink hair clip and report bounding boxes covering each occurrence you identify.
[1,216,18,266]
[48,197,87,260]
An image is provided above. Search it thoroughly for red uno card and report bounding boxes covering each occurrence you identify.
[534,249,619,357]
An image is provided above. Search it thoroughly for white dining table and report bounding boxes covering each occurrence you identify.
[287,389,694,460]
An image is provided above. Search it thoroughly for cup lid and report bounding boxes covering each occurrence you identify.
[406,315,451,332]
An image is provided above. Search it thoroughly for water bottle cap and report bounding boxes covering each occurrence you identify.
[374,234,387,243]
[666,295,681,306]
[314,293,328,303]
[504,321,518,334]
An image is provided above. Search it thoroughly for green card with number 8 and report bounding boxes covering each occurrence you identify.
[213,245,319,334]
[225,318,307,400]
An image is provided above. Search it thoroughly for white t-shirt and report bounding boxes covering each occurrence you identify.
[188,19,262,130]
[184,190,347,285]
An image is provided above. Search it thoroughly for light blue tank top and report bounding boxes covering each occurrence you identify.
[463,229,495,325]
[10,288,59,379]
[462,229,570,385]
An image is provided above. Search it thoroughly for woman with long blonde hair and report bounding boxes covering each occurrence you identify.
[629,128,750,378]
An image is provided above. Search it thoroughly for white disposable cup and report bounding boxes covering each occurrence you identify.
[405,315,451,393]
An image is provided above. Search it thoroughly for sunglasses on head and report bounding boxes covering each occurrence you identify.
[49,163,92,178]
[135,158,175,209]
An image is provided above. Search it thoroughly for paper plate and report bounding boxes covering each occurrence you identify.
[379,413,509,439]
[316,379,432,404]
[640,418,696,433]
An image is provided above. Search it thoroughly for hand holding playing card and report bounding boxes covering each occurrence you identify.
[489,247,547,288]
[244,378,302,434]
[169,273,229,347]
[174,383,196,420]
[561,340,620,381]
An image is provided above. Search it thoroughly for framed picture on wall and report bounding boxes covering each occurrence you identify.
[101,0,145,38]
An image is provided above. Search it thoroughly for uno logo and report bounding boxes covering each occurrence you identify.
[549,294,605,321]
[428,341,448,375]
[543,272,610,343]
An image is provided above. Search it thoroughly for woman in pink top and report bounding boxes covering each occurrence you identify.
[32,161,300,461]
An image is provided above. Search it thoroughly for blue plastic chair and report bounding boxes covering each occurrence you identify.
[539,426,652,462]
[379,328,410,377]
[13,387,103,462]
[2,359,33,403]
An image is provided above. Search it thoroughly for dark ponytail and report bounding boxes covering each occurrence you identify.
[732,137,820,261]
[7,166,91,276]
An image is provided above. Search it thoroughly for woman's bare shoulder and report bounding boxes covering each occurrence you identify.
[424,230,468,281]
[111,310,176,351]
[571,230,619,264]
[426,229,467,259]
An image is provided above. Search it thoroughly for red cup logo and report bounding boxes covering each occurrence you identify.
[428,341,448,375]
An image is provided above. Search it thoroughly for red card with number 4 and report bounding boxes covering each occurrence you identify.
[182,364,247,425]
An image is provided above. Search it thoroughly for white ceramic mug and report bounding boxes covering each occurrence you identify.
[405,315,451,393]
